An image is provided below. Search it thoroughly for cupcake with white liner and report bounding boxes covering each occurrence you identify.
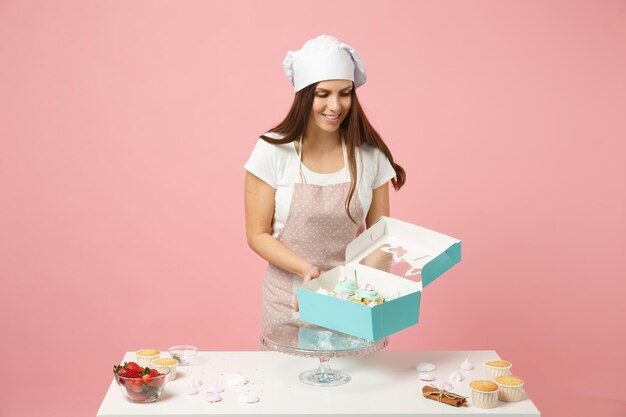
[495,375,525,402]
[151,357,178,381]
[484,359,512,380]
[469,380,499,409]
[135,349,160,367]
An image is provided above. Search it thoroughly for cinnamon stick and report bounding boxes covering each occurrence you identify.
[422,385,468,407]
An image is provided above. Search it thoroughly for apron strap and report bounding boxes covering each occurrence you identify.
[296,135,350,184]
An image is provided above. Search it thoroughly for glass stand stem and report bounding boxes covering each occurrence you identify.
[299,353,350,386]
[315,354,333,381]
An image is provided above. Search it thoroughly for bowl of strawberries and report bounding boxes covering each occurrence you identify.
[113,361,170,403]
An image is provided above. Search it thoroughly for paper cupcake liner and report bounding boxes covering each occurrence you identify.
[137,354,160,367]
[471,389,499,409]
[497,384,524,402]
[151,359,177,382]
[484,364,511,380]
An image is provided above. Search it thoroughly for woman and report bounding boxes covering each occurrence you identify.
[244,35,406,334]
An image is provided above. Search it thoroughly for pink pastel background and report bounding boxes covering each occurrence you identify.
[1,0,625,416]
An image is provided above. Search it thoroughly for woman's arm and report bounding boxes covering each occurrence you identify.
[363,182,392,271]
[244,172,320,281]
[366,181,390,228]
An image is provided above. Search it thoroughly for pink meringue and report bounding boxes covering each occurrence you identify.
[185,385,199,395]
[440,381,453,391]
[418,372,436,381]
[449,370,464,382]
[207,382,224,393]
[460,358,474,371]
[204,392,222,403]
[192,376,204,387]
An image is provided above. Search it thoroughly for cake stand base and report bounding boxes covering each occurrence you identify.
[261,320,388,387]
[299,355,351,386]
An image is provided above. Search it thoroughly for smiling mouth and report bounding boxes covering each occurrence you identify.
[322,113,340,121]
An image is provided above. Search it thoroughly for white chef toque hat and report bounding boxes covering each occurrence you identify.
[282,34,367,92]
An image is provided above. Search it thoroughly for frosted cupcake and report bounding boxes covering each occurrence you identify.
[469,380,499,409]
[151,357,179,382]
[136,349,160,367]
[354,284,384,306]
[495,375,524,402]
[484,359,511,380]
[334,278,357,297]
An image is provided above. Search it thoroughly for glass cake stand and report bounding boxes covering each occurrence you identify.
[261,320,389,387]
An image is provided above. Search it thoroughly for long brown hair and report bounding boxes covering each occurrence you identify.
[261,82,406,225]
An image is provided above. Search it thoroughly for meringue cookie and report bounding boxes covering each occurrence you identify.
[418,372,436,381]
[449,370,465,382]
[207,382,224,393]
[440,381,453,391]
[185,385,199,395]
[204,392,222,403]
[192,376,204,387]
[416,362,437,372]
[238,392,260,403]
[460,358,474,371]
[385,290,400,302]
[224,372,249,386]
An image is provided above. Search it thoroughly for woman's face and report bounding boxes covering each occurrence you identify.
[308,80,353,134]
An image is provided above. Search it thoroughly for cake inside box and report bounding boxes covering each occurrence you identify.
[302,264,421,306]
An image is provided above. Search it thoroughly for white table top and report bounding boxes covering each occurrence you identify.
[97,350,540,417]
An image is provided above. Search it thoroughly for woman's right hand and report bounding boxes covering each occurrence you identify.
[294,263,320,312]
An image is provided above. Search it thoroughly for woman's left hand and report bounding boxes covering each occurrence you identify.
[294,264,320,312]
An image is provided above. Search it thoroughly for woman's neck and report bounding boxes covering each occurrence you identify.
[303,126,342,152]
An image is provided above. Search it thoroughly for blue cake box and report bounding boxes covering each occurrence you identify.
[296,216,462,341]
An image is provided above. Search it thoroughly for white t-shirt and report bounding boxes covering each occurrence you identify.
[244,133,396,237]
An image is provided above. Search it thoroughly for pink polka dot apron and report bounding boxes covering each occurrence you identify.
[260,137,364,334]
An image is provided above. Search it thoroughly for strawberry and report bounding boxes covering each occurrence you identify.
[117,368,141,379]
[142,369,164,387]
[125,390,147,401]
[125,379,144,393]
[124,362,144,373]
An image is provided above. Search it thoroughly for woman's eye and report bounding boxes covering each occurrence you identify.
[316,92,351,98]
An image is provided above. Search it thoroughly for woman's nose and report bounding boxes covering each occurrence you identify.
[327,95,341,111]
